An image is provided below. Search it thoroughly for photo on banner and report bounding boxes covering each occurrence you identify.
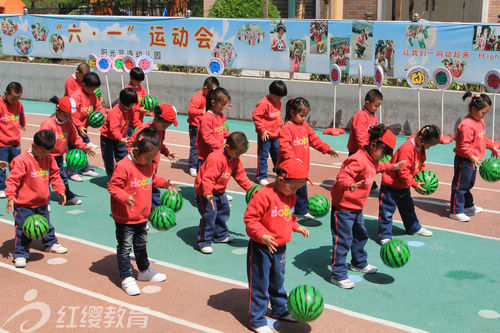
[442,57,466,79]
[1,17,17,36]
[14,35,32,56]
[237,23,265,46]
[212,42,236,68]
[49,34,64,56]
[405,24,437,49]
[30,19,48,41]
[310,20,327,55]
[374,40,395,77]
[329,37,350,75]
[270,20,286,52]
[352,21,373,61]
[289,39,306,73]
[472,25,500,51]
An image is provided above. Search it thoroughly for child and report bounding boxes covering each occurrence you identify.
[5,130,67,268]
[64,62,90,97]
[69,72,104,181]
[290,41,303,72]
[244,158,310,332]
[100,88,141,181]
[124,67,150,131]
[187,76,220,177]
[253,80,287,185]
[378,125,441,244]
[194,132,252,254]
[450,92,500,222]
[331,124,404,289]
[355,28,367,58]
[278,97,338,219]
[108,127,177,296]
[41,96,96,205]
[347,89,383,195]
[270,22,286,52]
[127,104,178,211]
[0,82,25,199]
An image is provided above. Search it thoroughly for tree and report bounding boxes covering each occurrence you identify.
[209,0,280,18]
[296,0,306,19]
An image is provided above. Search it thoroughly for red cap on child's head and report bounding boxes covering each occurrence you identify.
[57,96,78,115]
[380,129,396,150]
[278,158,310,181]
[159,104,178,127]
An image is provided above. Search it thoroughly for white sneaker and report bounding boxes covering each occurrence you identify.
[450,213,470,222]
[330,277,355,289]
[380,238,390,245]
[82,170,99,177]
[349,263,377,274]
[200,246,213,254]
[465,206,483,216]
[298,212,315,219]
[226,194,233,201]
[48,204,51,212]
[121,277,141,296]
[70,174,84,182]
[259,179,269,186]
[14,257,26,268]
[214,235,235,243]
[137,267,166,282]
[45,243,68,254]
[412,227,433,237]
[189,168,197,177]
[66,197,82,205]
[252,326,273,333]
[0,190,5,198]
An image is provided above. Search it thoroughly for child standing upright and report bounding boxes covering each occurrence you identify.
[245,158,310,333]
[377,125,441,244]
[64,62,90,97]
[253,80,287,185]
[278,97,338,218]
[187,76,220,177]
[108,127,177,296]
[6,130,67,268]
[450,92,500,222]
[124,67,150,132]
[330,124,404,289]
[0,82,25,199]
[195,132,252,254]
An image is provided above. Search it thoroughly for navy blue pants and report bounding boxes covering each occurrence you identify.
[188,125,199,170]
[294,184,308,215]
[450,155,476,214]
[55,155,76,201]
[68,135,90,176]
[0,145,20,190]
[100,135,128,181]
[195,193,230,249]
[378,185,421,242]
[247,240,288,328]
[115,221,149,279]
[151,187,161,213]
[257,137,279,181]
[13,205,57,259]
[330,206,368,281]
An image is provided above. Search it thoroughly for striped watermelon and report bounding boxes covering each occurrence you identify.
[141,95,158,112]
[379,154,391,162]
[149,206,176,231]
[160,191,183,212]
[23,214,50,240]
[380,239,410,268]
[66,149,87,171]
[224,121,229,131]
[87,110,105,128]
[479,157,500,182]
[287,285,324,322]
[94,88,102,98]
[246,184,263,204]
[307,195,330,218]
[414,170,438,195]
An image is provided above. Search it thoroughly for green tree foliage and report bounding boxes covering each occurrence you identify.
[209,0,280,18]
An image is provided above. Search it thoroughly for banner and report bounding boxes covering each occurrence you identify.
[0,14,498,84]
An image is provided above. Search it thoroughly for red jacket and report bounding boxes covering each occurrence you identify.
[101,104,141,142]
[331,150,394,212]
[454,115,496,159]
[244,184,300,247]
[0,97,25,147]
[195,148,252,195]
[64,74,82,97]
[70,88,104,129]
[108,155,167,224]
[126,121,170,165]
[124,83,150,122]
[278,120,331,171]
[187,90,206,127]
[252,96,283,139]
[5,151,65,207]
[40,115,86,156]
[382,138,425,189]
[347,108,377,153]
[196,111,230,160]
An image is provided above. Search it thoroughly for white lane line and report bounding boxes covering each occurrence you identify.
[0,261,222,333]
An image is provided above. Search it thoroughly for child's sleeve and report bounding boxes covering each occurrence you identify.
[188,93,205,116]
[19,103,26,128]
[107,111,124,141]
[131,110,142,129]
[107,165,132,203]
[244,194,270,242]
[351,113,370,149]
[376,161,396,174]
[152,171,168,188]
[335,159,361,191]
[232,159,252,192]
[459,126,475,158]
[222,116,231,139]
[126,127,139,153]
[199,157,221,195]
[200,117,220,150]
[49,156,66,194]
[395,149,419,187]
[307,123,331,153]
[5,157,24,200]
[160,143,170,157]
[252,101,267,135]
[278,125,295,160]
[68,122,87,150]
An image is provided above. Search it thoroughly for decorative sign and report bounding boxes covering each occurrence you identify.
[484,69,500,93]
[433,67,452,90]
[207,57,224,76]
[407,66,430,89]
[111,55,124,73]
[86,54,97,72]
[330,64,341,85]
[122,56,136,73]
[136,55,154,74]
[96,55,111,73]
[374,65,384,88]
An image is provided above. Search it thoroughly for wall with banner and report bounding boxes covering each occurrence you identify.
[0,15,499,84]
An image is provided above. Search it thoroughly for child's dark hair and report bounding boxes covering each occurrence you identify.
[203,76,220,90]
[417,125,440,145]
[82,72,101,88]
[285,97,310,122]
[33,129,55,150]
[6,82,22,94]
[130,67,145,81]
[206,87,230,111]
[132,127,160,153]
[368,123,393,155]
[365,89,383,103]
[226,131,248,151]
[269,80,287,97]
[119,88,138,107]
[77,62,90,74]
[49,96,59,105]
[462,91,491,113]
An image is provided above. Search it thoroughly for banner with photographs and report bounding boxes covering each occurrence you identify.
[0,14,498,84]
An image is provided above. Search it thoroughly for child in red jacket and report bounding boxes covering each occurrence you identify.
[64,62,90,97]
[6,130,67,268]
[194,132,252,254]
[124,67,151,130]
[330,124,405,289]
[244,158,310,332]
[108,127,177,296]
